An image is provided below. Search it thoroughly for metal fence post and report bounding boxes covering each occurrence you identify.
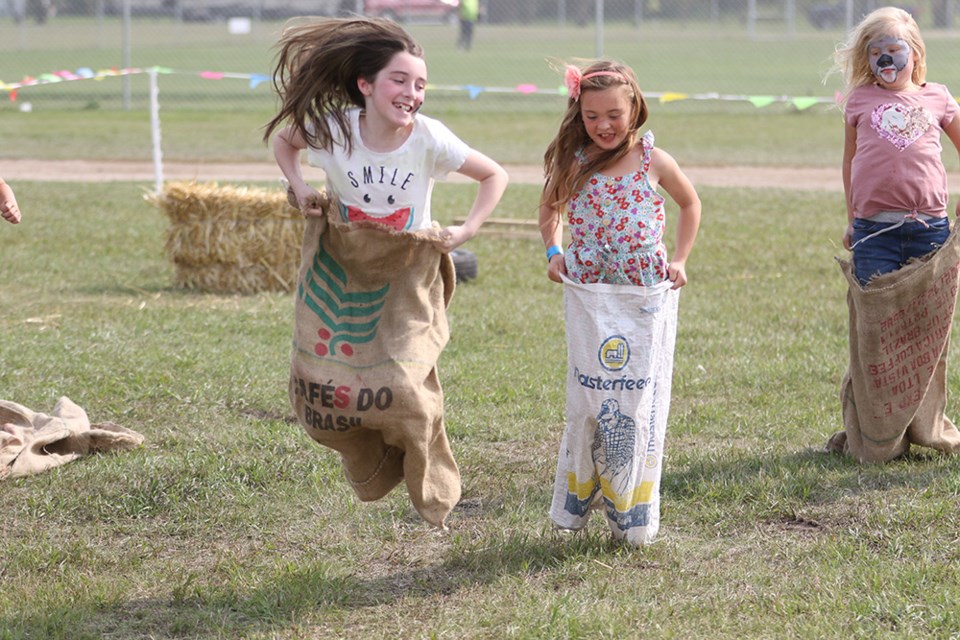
[122,0,131,110]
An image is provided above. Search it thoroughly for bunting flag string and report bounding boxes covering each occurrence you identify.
[2,65,905,111]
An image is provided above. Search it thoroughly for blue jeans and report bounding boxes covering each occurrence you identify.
[852,217,950,285]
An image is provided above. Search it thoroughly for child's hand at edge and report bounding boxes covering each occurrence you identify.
[0,182,21,224]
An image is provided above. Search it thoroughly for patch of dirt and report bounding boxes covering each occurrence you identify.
[767,516,826,534]
[7,158,960,193]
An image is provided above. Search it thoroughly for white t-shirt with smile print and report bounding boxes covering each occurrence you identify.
[306,108,471,231]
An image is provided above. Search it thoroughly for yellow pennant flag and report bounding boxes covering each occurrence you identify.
[659,92,689,104]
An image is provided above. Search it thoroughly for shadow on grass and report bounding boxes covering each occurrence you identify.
[0,530,623,638]
[663,442,960,509]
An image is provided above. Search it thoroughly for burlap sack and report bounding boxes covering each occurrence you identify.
[288,197,460,528]
[1,396,144,480]
[830,228,960,462]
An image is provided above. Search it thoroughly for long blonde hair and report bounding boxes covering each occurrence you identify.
[831,6,926,104]
[262,17,424,154]
[540,59,648,212]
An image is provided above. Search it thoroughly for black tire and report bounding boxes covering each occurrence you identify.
[451,248,478,283]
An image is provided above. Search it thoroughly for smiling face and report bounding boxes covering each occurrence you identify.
[868,36,914,89]
[579,84,634,151]
[357,50,427,129]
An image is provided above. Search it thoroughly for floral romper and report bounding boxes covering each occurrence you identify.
[564,131,668,286]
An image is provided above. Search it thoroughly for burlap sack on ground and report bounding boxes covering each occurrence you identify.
[551,278,678,545]
[1,396,144,480]
[288,197,460,528]
[830,229,960,462]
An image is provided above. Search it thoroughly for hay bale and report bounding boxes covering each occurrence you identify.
[148,181,309,294]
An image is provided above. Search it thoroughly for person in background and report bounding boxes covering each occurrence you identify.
[457,0,478,50]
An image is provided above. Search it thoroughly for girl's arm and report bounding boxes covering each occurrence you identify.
[539,199,566,283]
[842,122,857,249]
[943,115,960,218]
[0,178,21,224]
[650,147,701,289]
[438,151,509,252]
[273,126,324,216]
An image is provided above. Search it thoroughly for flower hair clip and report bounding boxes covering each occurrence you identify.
[563,65,626,101]
[563,65,585,101]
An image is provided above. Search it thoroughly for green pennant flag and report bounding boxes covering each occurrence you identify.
[791,97,821,111]
[747,96,776,108]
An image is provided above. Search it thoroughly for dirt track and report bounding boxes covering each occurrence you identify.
[7,159,960,193]
[0,158,852,192]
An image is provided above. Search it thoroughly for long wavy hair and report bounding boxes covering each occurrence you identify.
[540,59,648,213]
[262,17,424,154]
[830,6,926,105]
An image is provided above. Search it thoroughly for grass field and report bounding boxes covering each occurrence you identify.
[3,11,960,639]
[2,179,960,638]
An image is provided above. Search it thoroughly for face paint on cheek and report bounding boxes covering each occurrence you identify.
[869,37,911,84]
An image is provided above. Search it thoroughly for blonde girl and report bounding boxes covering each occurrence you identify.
[824,7,960,463]
[833,7,960,285]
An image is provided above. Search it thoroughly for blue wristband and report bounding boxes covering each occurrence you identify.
[546,245,563,262]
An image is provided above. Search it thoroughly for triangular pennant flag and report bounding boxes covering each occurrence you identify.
[659,92,689,104]
[747,95,777,108]
[466,84,483,100]
[516,83,537,94]
[249,73,270,89]
[791,97,820,111]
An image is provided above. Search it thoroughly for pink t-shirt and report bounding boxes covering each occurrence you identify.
[846,82,959,219]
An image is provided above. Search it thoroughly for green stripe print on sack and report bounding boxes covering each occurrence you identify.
[299,242,390,358]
